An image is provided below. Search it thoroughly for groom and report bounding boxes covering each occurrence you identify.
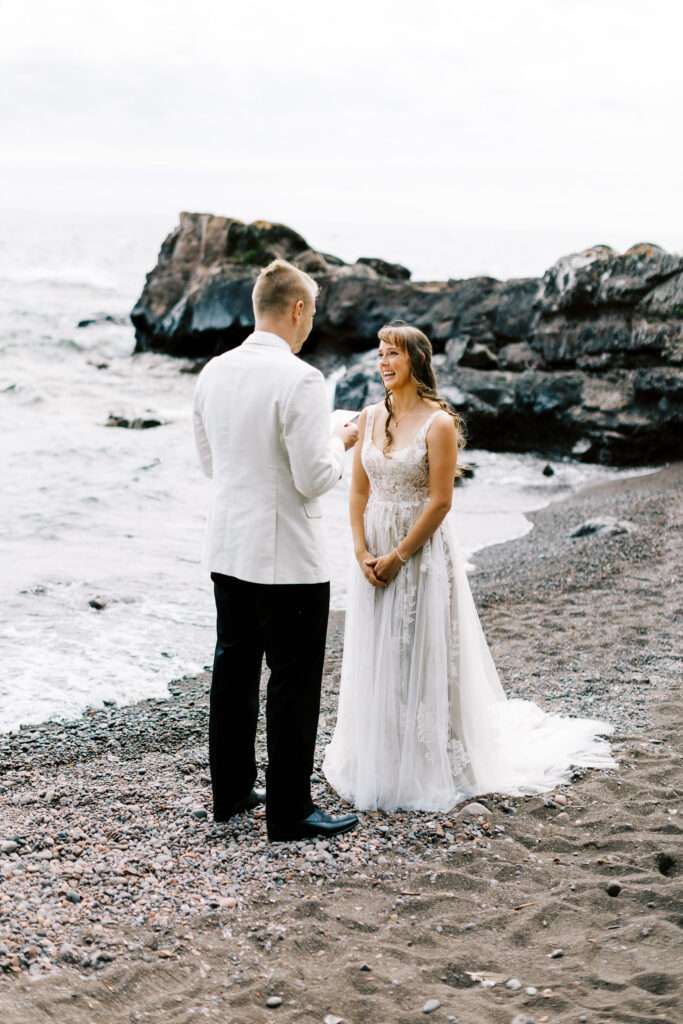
[193,258,359,842]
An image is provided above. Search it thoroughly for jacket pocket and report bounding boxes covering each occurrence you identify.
[303,500,323,519]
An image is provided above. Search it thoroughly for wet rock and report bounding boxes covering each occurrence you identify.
[106,414,165,430]
[131,215,683,465]
[542,463,554,477]
[569,517,637,538]
[459,342,500,370]
[498,341,540,371]
[77,314,128,328]
[356,256,411,280]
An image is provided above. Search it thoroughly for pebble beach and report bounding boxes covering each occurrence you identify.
[0,463,680,1024]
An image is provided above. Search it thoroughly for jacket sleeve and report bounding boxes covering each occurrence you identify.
[281,369,345,499]
[193,378,213,479]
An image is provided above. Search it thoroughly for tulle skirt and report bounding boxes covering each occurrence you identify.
[322,499,616,812]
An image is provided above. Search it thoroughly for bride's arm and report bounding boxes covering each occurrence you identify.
[372,412,458,583]
[349,409,386,588]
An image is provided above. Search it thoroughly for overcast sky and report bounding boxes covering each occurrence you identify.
[3,0,682,242]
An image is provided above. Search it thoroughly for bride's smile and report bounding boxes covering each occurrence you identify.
[378,342,411,390]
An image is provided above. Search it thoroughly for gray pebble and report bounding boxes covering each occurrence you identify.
[0,840,18,854]
[422,999,440,1014]
[459,802,490,817]
[505,977,521,990]
[190,807,207,820]
[549,948,563,958]
[266,996,283,1007]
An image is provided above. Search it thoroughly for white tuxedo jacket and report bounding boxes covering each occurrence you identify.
[193,331,345,585]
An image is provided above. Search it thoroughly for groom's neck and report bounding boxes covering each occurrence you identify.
[254,315,297,352]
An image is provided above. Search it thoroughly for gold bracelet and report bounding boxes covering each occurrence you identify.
[395,546,407,564]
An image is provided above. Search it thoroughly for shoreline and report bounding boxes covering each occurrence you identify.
[0,463,681,1022]
[0,451,661,737]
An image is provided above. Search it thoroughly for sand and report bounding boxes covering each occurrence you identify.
[0,463,680,1024]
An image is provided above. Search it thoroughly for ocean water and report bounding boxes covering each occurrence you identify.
[0,210,661,733]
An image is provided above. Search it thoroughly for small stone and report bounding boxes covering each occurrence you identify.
[190,807,207,820]
[525,986,537,995]
[0,841,18,855]
[89,598,106,610]
[606,881,622,897]
[459,802,490,817]
[548,948,563,959]
[359,963,372,971]
[324,1016,344,1024]
[554,793,567,806]
[59,944,80,964]
[464,923,475,931]
[511,1016,530,1024]
[556,812,570,824]
[505,978,522,990]
[422,1000,440,1014]
[266,996,283,1008]
[542,463,554,477]
[65,890,82,904]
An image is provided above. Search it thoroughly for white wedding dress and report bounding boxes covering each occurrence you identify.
[322,405,616,812]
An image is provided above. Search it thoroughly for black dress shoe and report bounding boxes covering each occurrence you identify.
[267,806,358,842]
[214,787,266,823]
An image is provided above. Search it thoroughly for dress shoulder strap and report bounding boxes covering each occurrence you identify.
[419,409,443,440]
[363,403,377,447]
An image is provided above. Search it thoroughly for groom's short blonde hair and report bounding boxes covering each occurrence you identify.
[252,259,318,315]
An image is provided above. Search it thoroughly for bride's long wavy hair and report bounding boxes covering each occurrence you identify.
[379,321,466,469]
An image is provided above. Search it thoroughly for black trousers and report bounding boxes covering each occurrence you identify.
[209,572,330,823]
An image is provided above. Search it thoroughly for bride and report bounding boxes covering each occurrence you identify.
[322,322,615,812]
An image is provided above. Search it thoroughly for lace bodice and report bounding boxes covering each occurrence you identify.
[362,405,440,504]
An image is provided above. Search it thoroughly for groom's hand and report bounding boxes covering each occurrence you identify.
[332,422,359,451]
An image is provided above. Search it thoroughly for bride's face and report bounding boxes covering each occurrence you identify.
[378,340,412,390]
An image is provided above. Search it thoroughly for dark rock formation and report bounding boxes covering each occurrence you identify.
[132,214,683,464]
